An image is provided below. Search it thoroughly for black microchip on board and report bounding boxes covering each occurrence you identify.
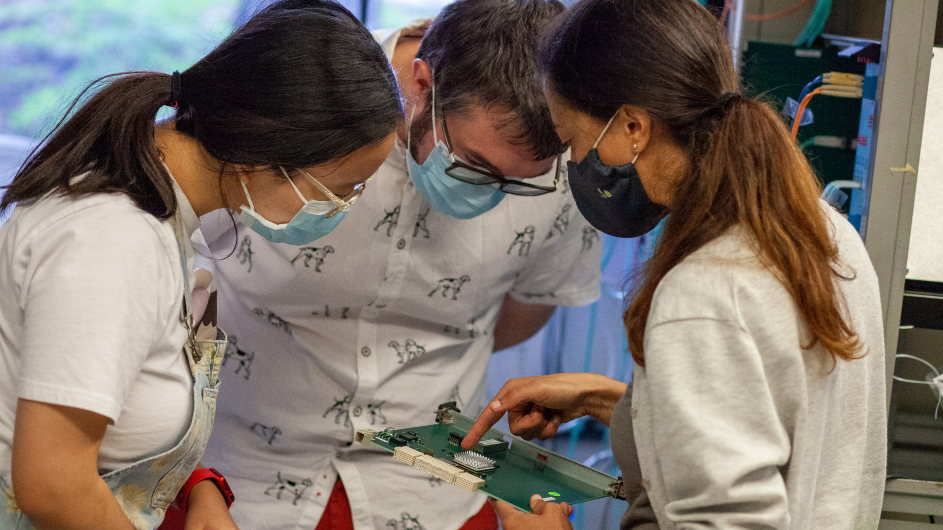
[401,431,420,441]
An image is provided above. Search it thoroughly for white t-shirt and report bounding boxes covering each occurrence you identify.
[0,186,197,478]
[626,203,887,529]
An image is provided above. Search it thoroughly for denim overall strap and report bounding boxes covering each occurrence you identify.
[171,211,199,362]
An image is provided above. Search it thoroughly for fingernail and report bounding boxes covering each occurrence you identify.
[531,494,542,500]
[491,400,501,410]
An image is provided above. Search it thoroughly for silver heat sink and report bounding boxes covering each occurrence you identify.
[452,451,496,472]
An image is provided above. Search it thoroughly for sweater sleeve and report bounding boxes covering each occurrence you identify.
[642,316,792,529]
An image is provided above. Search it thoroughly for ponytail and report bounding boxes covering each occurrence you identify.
[1,72,177,218]
[624,97,862,367]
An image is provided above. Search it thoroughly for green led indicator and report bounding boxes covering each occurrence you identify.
[548,492,561,497]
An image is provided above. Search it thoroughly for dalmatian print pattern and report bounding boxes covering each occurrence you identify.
[251,422,282,445]
[252,307,292,335]
[322,395,352,427]
[386,512,426,530]
[222,335,254,380]
[428,275,471,301]
[236,235,254,273]
[388,340,426,364]
[508,225,536,256]
[291,246,334,272]
[375,206,400,237]
[264,471,312,505]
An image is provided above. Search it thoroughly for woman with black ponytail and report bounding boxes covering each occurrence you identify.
[0,1,402,529]
[462,0,887,528]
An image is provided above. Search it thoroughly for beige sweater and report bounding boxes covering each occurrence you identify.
[614,204,887,529]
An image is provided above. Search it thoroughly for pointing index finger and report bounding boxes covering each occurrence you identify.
[461,399,506,449]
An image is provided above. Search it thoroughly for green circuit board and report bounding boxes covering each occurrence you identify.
[356,403,623,513]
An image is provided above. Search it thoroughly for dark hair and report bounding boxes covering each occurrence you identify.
[2,0,403,219]
[543,0,861,367]
[415,0,566,161]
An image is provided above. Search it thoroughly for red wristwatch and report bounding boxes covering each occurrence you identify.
[175,468,235,511]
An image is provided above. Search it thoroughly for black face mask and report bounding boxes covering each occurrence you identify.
[567,148,667,239]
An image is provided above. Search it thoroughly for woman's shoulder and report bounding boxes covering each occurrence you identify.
[7,191,176,262]
[648,227,779,327]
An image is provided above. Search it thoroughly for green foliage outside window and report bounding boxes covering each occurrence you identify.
[0,0,239,138]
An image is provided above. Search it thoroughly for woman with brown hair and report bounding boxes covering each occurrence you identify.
[462,0,887,528]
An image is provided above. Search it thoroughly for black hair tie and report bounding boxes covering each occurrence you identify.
[168,71,183,108]
[717,92,741,113]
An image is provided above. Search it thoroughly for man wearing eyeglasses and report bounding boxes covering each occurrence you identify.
[200,1,601,530]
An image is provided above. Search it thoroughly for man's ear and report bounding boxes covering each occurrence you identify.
[411,59,433,100]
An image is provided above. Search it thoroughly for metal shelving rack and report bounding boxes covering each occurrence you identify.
[861,0,943,526]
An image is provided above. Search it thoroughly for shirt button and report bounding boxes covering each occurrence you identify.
[353,406,362,417]
[361,347,371,357]
[397,239,406,249]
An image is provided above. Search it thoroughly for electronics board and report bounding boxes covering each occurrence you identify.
[356,402,625,513]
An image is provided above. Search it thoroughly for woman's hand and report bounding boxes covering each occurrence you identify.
[493,495,573,530]
[461,373,627,449]
[183,480,239,530]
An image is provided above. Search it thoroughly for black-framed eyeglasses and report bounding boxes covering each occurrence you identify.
[440,110,560,197]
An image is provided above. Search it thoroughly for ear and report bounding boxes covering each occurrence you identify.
[232,165,275,185]
[411,59,433,104]
[614,105,653,153]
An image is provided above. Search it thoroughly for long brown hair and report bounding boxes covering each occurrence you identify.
[542,0,861,366]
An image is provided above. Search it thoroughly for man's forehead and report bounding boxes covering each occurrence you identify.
[447,105,556,178]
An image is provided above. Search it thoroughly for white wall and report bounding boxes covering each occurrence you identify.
[907,48,943,282]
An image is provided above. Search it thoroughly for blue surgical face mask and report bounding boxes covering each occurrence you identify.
[238,169,346,246]
[406,84,505,220]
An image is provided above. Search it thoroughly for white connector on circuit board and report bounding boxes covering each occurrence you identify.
[415,455,464,483]
[453,472,486,492]
[392,449,486,491]
[393,446,424,466]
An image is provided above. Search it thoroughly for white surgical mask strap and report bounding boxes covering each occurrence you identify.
[431,81,439,145]
[593,112,619,150]
[595,111,640,165]
[407,102,418,152]
[279,167,310,205]
[240,181,255,211]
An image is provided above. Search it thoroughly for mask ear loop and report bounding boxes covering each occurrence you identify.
[407,79,437,152]
[595,111,640,164]
[431,81,438,145]
[279,167,311,205]
[407,100,418,152]
[593,113,618,150]
[240,181,256,211]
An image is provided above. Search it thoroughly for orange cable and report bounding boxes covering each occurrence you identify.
[791,87,822,139]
